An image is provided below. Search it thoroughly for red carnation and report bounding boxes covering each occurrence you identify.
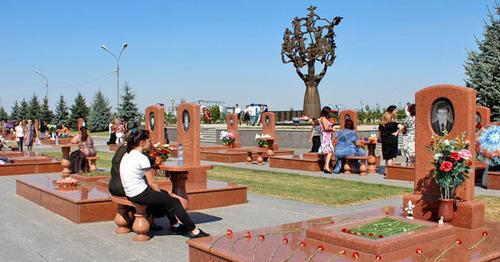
[482,231,488,236]
[300,241,306,247]
[245,231,252,239]
[369,233,375,237]
[258,234,265,240]
[352,252,359,258]
[378,234,384,238]
[439,161,453,172]
[416,248,423,254]
[282,237,288,244]
[226,229,233,238]
[455,239,462,245]
[361,232,366,236]
[450,152,461,161]
[347,230,352,234]
[376,255,382,260]
[317,245,324,251]
[467,161,473,167]
[341,228,347,233]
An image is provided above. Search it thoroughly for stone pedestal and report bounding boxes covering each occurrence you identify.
[226,114,240,147]
[476,106,491,126]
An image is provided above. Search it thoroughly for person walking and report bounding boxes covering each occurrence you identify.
[234,104,242,125]
[402,104,416,165]
[319,107,335,173]
[309,118,321,152]
[15,121,24,152]
[25,120,36,152]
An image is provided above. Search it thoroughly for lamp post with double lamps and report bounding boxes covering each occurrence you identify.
[100,43,128,110]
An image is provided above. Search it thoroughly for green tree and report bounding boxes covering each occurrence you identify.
[210,105,221,122]
[10,101,20,122]
[118,82,141,128]
[41,96,53,124]
[464,4,500,121]
[19,98,29,121]
[27,94,42,122]
[89,90,112,132]
[68,93,89,129]
[54,95,69,127]
[0,107,8,122]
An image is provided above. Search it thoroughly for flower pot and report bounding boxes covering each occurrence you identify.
[438,199,454,222]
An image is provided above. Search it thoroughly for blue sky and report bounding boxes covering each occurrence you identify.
[0,0,494,113]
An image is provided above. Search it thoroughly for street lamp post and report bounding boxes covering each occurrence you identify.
[100,43,128,110]
[34,70,49,99]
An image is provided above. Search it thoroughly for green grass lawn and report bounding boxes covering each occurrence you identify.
[207,166,412,207]
[69,130,110,137]
[42,151,114,170]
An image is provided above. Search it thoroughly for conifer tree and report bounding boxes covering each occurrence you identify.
[0,107,8,122]
[89,90,112,132]
[19,98,29,121]
[54,95,69,127]
[69,93,89,129]
[41,96,53,124]
[118,82,141,128]
[27,94,42,121]
[10,101,20,122]
[464,4,500,121]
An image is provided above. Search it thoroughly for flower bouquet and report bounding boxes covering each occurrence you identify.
[430,132,473,221]
[151,143,171,162]
[55,177,79,189]
[255,134,272,148]
[220,131,235,146]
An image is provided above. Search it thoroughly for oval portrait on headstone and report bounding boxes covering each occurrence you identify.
[430,98,455,136]
[345,114,351,120]
[229,118,234,126]
[265,115,270,126]
[182,110,190,132]
[149,112,155,131]
[476,112,482,124]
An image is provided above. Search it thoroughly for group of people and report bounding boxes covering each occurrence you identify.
[108,129,209,239]
[107,119,127,145]
[309,104,416,174]
[240,104,268,126]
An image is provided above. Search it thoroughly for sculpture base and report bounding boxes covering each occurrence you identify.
[188,207,499,261]
[403,194,485,229]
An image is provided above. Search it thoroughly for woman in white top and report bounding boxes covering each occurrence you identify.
[15,121,24,152]
[120,130,209,239]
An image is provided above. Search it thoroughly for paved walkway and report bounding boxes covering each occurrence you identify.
[1,173,400,262]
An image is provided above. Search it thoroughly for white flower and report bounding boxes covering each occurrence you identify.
[443,140,450,146]
[434,153,443,160]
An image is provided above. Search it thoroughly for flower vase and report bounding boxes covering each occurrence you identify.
[438,199,454,222]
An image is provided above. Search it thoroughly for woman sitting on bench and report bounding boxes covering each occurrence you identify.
[120,130,209,239]
[333,119,365,174]
[69,126,96,173]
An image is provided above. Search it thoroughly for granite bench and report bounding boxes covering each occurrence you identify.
[110,196,150,241]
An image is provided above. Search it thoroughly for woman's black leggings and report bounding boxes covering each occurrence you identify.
[129,187,196,231]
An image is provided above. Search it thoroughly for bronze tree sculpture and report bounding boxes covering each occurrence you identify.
[281,6,342,118]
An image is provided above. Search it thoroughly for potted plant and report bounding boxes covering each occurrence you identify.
[220,131,235,148]
[255,133,272,148]
[430,132,473,222]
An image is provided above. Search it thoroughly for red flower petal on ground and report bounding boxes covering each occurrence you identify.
[378,234,384,238]
[258,234,265,240]
[300,241,306,247]
[282,237,288,244]
[455,239,462,245]
[416,248,423,254]
[376,255,382,260]
[482,231,488,236]
[352,252,359,258]
[226,229,233,238]
[318,245,324,251]
[450,152,461,161]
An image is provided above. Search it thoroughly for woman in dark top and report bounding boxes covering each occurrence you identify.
[378,112,403,166]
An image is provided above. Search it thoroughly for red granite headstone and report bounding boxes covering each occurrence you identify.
[261,112,279,150]
[340,109,358,130]
[226,114,240,147]
[403,84,484,229]
[177,103,201,166]
[145,104,165,145]
[476,106,491,127]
